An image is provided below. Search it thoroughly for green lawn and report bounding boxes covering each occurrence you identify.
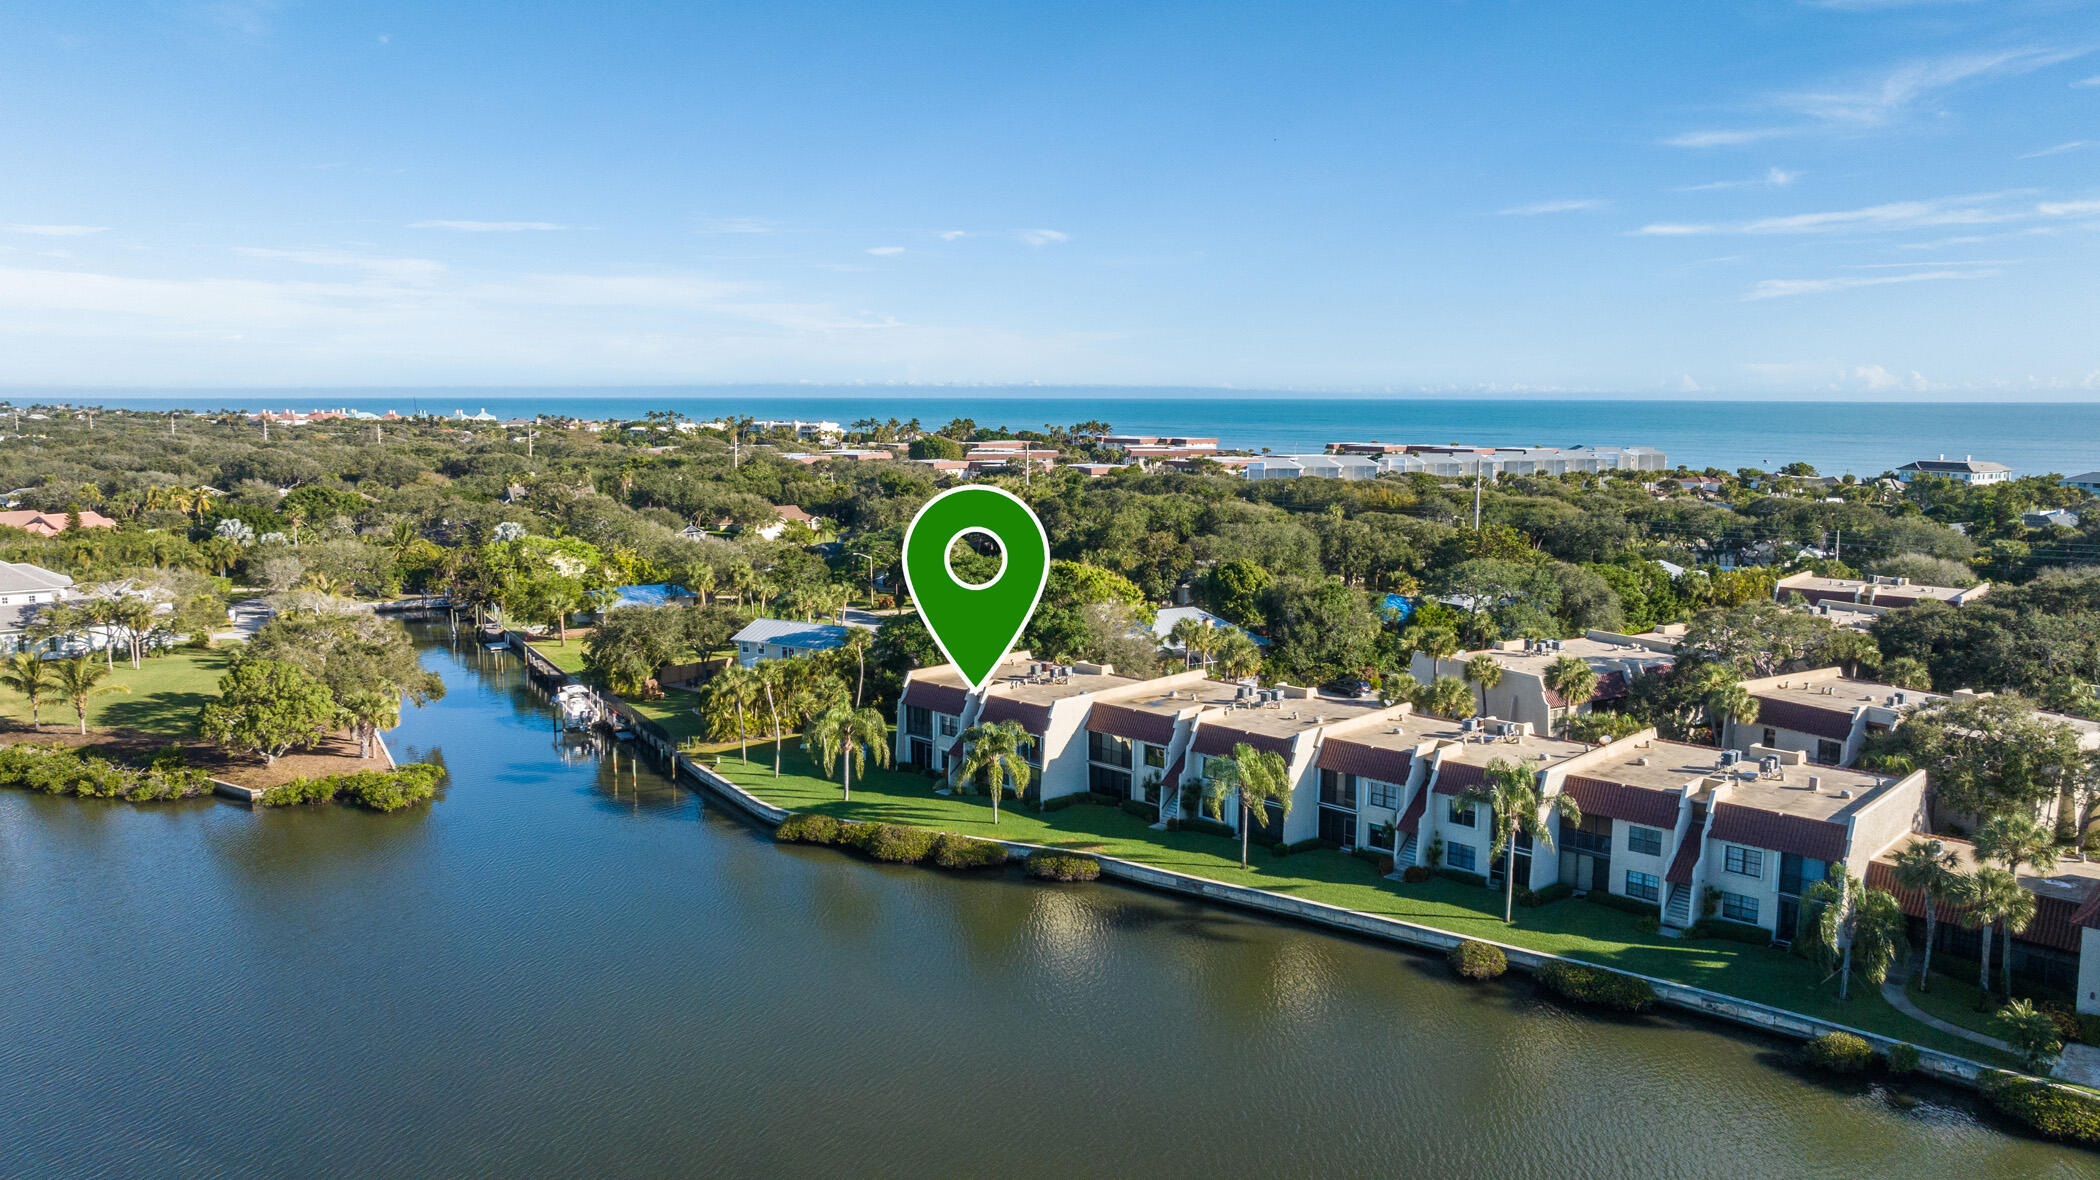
[714,737,2017,1067]
[529,640,590,676]
[0,646,235,738]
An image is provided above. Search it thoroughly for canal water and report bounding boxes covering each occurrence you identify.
[2,637,2092,1177]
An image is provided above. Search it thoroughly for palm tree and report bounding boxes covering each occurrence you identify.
[701,664,766,763]
[1955,867,2029,995]
[1418,675,1475,719]
[1689,662,1757,745]
[838,626,874,707]
[1169,617,1216,669]
[1407,624,1460,664]
[957,718,1033,824]
[340,689,400,759]
[1542,655,1598,734]
[1890,839,1962,992]
[1976,814,2057,995]
[803,703,890,802]
[1209,630,1263,680]
[756,659,791,776]
[0,652,52,730]
[50,655,126,735]
[1465,653,1504,719]
[1201,741,1292,869]
[1461,758,1581,923]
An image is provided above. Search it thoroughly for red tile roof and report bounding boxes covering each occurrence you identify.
[1558,775,1681,829]
[1665,810,1706,885]
[1086,702,1178,747]
[1192,724,1295,759]
[1707,802,1849,863]
[902,680,970,716]
[1866,861,2085,953]
[1396,785,1430,836]
[1432,760,1485,796]
[1316,738,1412,782]
[976,695,1051,735]
[1749,696,1857,743]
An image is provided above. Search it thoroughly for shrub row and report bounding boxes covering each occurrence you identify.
[1269,837,1331,858]
[1400,864,1433,884]
[1173,816,1237,840]
[1038,791,1122,813]
[1982,1071,2100,1144]
[772,814,1012,870]
[1684,918,1774,946]
[1797,1032,1876,1075]
[257,763,446,812]
[1026,851,1101,882]
[1436,868,1488,889]
[1583,891,1662,919]
[1120,799,1159,823]
[0,743,214,803]
[1516,882,1574,908]
[1535,962,1656,1012]
[1448,939,1508,981]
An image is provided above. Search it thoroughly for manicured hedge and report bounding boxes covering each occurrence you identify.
[1685,918,1774,946]
[862,824,938,863]
[256,763,446,812]
[775,812,843,844]
[1401,864,1433,884]
[1175,816,1236,839]
[1026,851,1101,882]
[1039,791,1121,813]
[1981,1071,2100,1145]
[1535,961,1656,1012]
[1448,939,1508,981]
[1436,868,1488,889]
[1269,837,1331,858]
[1583,891,1663,919]
[1120,799,1159,823]
[931,833,1008,869]
[1884,1043,1920,1076]
[1517,882,1574,908]
[1797,1032,1876,1075]
[0,743,214,803]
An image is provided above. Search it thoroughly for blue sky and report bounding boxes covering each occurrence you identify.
[1,1,2095,395]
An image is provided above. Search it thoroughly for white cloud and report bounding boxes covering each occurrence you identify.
[1847,364,1937,393]
[1630,191,2100,237]
[1674,167,1800,192]
[866,246,905,256]
[1496,198,1608,216]
[408,220,564,232]
[1895,226,2060,249]
[4,224,108,237]
[2073,75,2100,88]
[1665,47,2088,146]
[939,230,967,242]
[2018,141,2091,159]
[1742,268,1993,300]
[1839,258,2021,268]
[234,247,446,285]
[1018,229,1070,246]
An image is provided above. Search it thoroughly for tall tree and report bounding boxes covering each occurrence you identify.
[956,718,1033,824]
[1889,839,1961,992]
[50,655,126,735]
[1460,758,1581,924]
[1201,741,1292,870]
[1465,653,1505,719]
[700,664,765,763]
[803,703,890,802]
[1542,655,1598,733]
[0,653,53,730]
[197,658,338,764]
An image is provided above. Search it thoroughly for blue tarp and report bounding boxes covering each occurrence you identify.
[1380,594,1415,621]
[614,583,688,608]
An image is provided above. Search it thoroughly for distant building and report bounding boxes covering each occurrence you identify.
[0,561,79,654]
[1320,443,1668,476]
[1772,571,1990,610]
[731,618,859,666]
[0,509,117,537]
[2063,472,2100,496]
[2026,507,2080,529]
[1408,629,1680,735]
[752,419,842,441]
[1896,455,2012,484]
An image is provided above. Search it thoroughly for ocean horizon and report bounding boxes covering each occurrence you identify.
[11,387,2092,477]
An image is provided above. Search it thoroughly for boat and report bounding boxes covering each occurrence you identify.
[553,684,601,730]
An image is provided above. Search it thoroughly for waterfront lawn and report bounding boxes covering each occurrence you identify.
[717,741,2017,1068]
[529,641,591,677]
[0,646,233,738]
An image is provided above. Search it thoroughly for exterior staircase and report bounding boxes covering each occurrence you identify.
[1395,833,1419,870]
[1664,883,1693,927]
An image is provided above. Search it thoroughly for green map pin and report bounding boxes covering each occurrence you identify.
[903,486,1051,691]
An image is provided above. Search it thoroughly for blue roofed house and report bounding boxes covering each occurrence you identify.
[732,618,863,666]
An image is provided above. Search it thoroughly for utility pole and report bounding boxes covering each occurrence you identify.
[262,417,270,443]
[527,421,537,460]
[1472,459,1483,529]
[1834,529,1841,563]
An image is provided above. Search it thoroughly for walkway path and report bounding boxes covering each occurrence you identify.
[1882,956,2100,1087]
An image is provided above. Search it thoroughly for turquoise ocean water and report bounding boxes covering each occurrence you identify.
[31,387,2099,477]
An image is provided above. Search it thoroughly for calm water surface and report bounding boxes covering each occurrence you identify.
[1,637,2092,1177]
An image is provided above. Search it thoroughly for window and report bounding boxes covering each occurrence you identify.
[1142,744,1166,769]
[1319,769,1356,809]
[1723,845,1764,878]
[938,714,959,737]
[1761,727,1776,747]
[1626,826,1663,857]
[1021,736,1042,766]
[1366,779,1398,810]
[1088,731,1133,769]
[1624,870,1660,902]
[1816,739,1843,765]
[1448,844,1477,871]
[1779,853,1828,897]
[905,706,932,739]
[1447,800,1477,827]
[1721,892,1760,924]
[1089,764,1131,799]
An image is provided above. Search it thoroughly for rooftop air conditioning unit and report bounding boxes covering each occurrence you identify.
[1460,718,1479,733]
[1635,756,1650,766]
[1718,750,1738,768]
[1760,756,1782,776]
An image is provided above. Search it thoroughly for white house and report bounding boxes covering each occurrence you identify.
[730,618,861,666]
[1896,456,2012,484]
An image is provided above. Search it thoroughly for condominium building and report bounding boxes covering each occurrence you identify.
[1896,456,2012,485]
[1773,571,1990,610]
[1723,667,2100,771]
[1407,629,1680,735]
